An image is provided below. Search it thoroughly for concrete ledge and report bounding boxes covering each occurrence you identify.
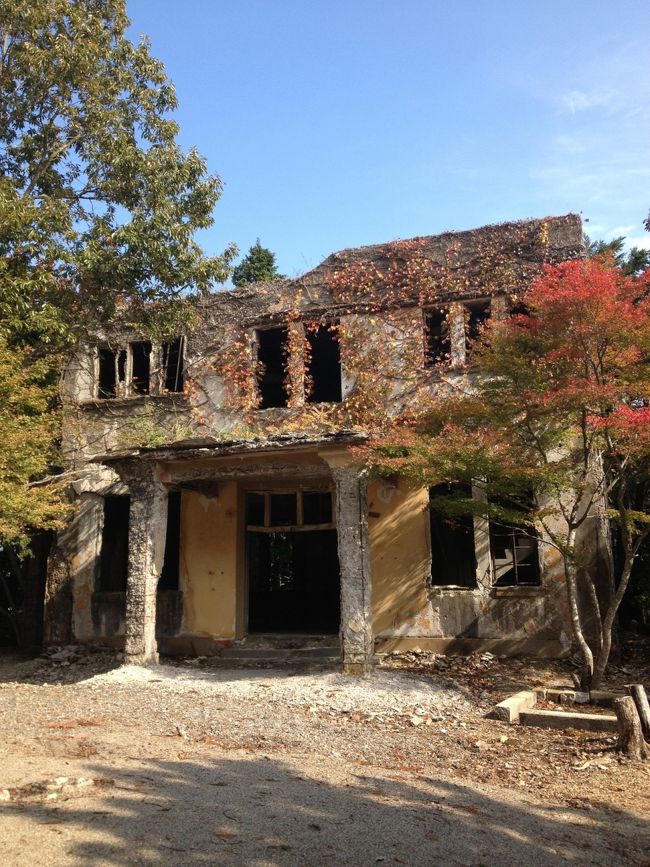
[487,690,537,723]
[519,709,618,733]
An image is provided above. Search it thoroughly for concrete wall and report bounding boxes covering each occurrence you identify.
[368,477,573,656]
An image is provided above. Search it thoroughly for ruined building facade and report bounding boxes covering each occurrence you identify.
[45,214,608,671]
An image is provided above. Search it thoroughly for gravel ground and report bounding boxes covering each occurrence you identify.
[1,649,649,866]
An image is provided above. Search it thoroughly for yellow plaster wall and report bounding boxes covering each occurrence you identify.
[180,484,238,638]
[368,479,431,635]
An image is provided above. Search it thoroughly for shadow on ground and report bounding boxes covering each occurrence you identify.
[2,752,647,866]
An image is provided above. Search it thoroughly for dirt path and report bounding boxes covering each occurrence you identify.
[1,651,649,866]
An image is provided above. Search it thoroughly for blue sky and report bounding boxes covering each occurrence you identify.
[127,0,650,280]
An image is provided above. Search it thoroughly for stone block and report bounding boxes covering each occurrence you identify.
[488,690,537,723]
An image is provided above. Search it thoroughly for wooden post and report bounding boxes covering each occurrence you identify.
[614,696,649,760]
[627,684,650,741]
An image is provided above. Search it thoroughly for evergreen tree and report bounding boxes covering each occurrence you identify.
[232,240,283,287]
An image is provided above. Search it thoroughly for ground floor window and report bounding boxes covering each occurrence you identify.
[490,521,540,587]
[428,484,477,588]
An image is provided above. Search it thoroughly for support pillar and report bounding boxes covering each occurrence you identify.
[118,462,168,665]
[330,464,374,675]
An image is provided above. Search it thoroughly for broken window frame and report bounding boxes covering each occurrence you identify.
[161,337,186,394]
[488,494,541,588]
[95,337,186,400]
[422,299,493,369]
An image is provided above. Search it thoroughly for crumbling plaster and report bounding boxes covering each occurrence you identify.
[48,214,592,664]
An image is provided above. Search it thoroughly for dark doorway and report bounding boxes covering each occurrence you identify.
[246,490,340,633]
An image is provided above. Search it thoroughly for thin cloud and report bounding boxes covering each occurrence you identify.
[561,88,618,114]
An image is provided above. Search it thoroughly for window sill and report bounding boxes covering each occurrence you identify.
[490,586,544,598]
[79,394,188,410]
[428,585,481,595]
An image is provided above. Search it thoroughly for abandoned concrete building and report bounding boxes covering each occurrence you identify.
[44,213,608,672]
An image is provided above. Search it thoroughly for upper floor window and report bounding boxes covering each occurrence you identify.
[162,337,185,393]
[96,338,185,400]
[465,301,490,360]
[424,308,451,367]
[306,322,342,404]
[255,322,342,409]
[423,300,491,368]
[256,326,289,408]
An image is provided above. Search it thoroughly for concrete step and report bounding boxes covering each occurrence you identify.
[203,654,341,669]
[213,645,340,660]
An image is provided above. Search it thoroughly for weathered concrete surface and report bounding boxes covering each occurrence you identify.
[519,709,618,733]
[488,690,537,723]
[330,464,374,674]
[117,463,168,665]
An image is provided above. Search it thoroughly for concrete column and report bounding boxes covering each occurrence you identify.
[331,464,374,675]
[119,462,168,665]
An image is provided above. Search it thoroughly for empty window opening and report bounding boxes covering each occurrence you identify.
[429,484,477,588]
[159,492,181,591]
[424,309,450,366]
[163,337,185,393]
[466,301,491,357]
[98,348,126,399]
[257,327,289,408]
[245,490,339,633]
[130,341,152,395]
[306,323,342,403]
[490,521,540,587]
[98,495,130,591]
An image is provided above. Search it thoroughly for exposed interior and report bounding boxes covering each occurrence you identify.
[424,308,450,366]
[130,340,152,395]
[257,327,289,408]
[163,337,185,393]
[428,484,477,588]
[246,490,340,633]
[306,323,342,403]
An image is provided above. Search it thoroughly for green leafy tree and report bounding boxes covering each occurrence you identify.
[585,234,650,276]
[232,239,283,287]
[366,259,650,689]
[0,0,236,550]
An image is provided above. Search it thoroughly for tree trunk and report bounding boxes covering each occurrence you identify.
[628,685,650,742]
[614,696,649,760]
[564,539,594,689]
[592,552,635,689]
